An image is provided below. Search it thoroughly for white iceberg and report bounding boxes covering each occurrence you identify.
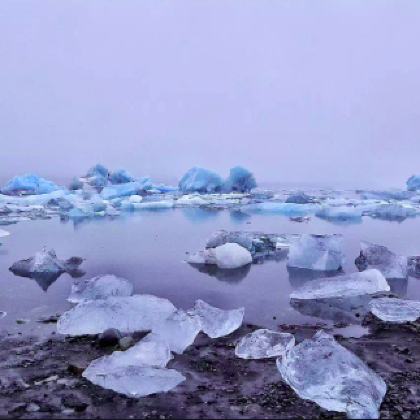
[242,202,321,216]
[369,298,420,323]
[152,310,202,354]
[130,200,174,210]
[277,330,386,419]
[287,234,345,271]
[68,274,134,303]
[188,299,244,338]
[290,269,390,300]
[0,229,10,238]
[57,295,177,335]
[357,241,408,279]
[235,329,295,359]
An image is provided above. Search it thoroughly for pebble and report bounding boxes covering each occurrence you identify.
[119,336,134,351]
[98,328,122,347]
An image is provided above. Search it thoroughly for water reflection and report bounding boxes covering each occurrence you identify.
[287,266,344,289]
[290,295,372,324]
[182,208,220,223]
[188,263,251,284]
[387,278,408,298]
[229,210,251,224]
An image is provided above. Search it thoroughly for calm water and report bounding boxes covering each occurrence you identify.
[1,208,420,335]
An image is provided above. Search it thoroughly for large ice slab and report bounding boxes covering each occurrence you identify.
[290,269,390,300]
[57,295,177,335]
[152,310,202,354]
[287,234,345,271]
[100,182,142,200]
[129,200,174,210]
[367,203,417,221]
[242,202,320,216]
[0,229,10,238]
[369,298,420,323]
[235,329,295,359]
[68,274,134,303]
[178,166,225,193]
[187,299,244,338]
[187,243,252,269]
[2,174,63,195]
[356,241,408,279]
[277,330,386,419]
[315,206,365,223]
[223,166,257,193]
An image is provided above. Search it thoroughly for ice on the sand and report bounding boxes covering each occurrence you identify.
[129,200,174,210]
[152,310,202,354]
[235,329,295,359]
[68,274,134,303]
[187,299,244,338]
[0,311,6,319]
[178,166,224,193]
[287,234,345,271]
[57,295,176,335]
[9,248,84,277]
[369,298,420,323]
[277,330,386,419]
[356,241,408,279]
[407,174,420,191]
[83,364,185,398]
[290,269,390,300]
[187,243,252,269]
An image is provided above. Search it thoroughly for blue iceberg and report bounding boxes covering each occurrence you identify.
[87,164,109,179]
[242,202,321,216]
[101,182,142,200]
[223,166,257,193]
[178,166,224,193]
[285,191,312,204]
[151,184,178,192]
[361,189,414,201]
[407,174,420,191]
[367,204,417,221]
[69,177,83,191]
[109,168,136,184]
[3,174,63,195]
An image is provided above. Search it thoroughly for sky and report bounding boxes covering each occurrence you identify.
[0,0,419,189]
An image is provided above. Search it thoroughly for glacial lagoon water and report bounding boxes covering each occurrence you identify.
[1,206,420,336]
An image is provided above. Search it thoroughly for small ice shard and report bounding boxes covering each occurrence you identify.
[290,269,390,300]
[68,274,134,303]
[85,333,172,371]
[83,364,185,398]
[407,174,420,191]
[285,190,312,204]
[277,330,386,419]
[235,329,295,359]
[178,166,224,193]
[9,248,84,278]
[187,243,252,269]
[152,310,202,354]
[356,241,408,279]
[0,229,10,238]
[188,299,244,338]
[369,298,420,323]
[287,234,345,271]
[2,174,63,195]
[57,295,177,335]
[0,311,6,319]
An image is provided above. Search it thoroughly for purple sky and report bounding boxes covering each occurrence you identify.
[1,1,419,189]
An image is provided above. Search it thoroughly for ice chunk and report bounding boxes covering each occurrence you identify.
[176,196,209,206]
[87,163,109,179]
[187,243,252,269]
[367,203,417,221]
[68,274,134,303]
[287,234,345,271]
[277,330,386,419]
[152,310,202,354]
[109,168,136,184]
[362,189,414,201]
[285,191,312,204]
[68,177,83,191]
[68,205,95,219]
[128,200,174,210]
[151,184,178,192]
[0,229,10,238]
[90,195,107,212]
[0,311,6,319]
[408,256,420,278]
[242,202,320,216]
[222,166,257,193]
[57,295,177,335]
[9,248,84,278]
[83,364,185,398]
[100,182,141,200]
[369,298,420,323]
[356,241,408,279]
[2,174,63,195]
[290,269,389,300]
[178,166,224,193]
[407,174,420,191]
[188,299,244,338]
[235,329,295,359]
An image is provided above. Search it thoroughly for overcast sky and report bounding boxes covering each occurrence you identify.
[0,1,419,189]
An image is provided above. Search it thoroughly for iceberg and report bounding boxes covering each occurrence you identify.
[151,184,178,193]
[68,274,134,303]
[152,310,202,354]
[367,203,417,221]
[290,269,389,300]
[68,205,95,220]
[287,234,345,271]
[2,174,63,195]
[109,168,136,184]
[87,163,109,179]
[68,177,83,191]
[100,182,141,200]
[187,299,244,338]
[362,189,414,201]
[285,191,312,204]
[235,329,295,359]
[176,196,209,206]
[57,295,177,335]
[0,311,6,319]
[408,256,420,278]
[187,243,252,269]
[369,298,420,323]
[0,229,10,239]
[355,241,408,279]
[277,330,386,419]
[242,202,321,216]
[222,166,257,193]
[178,166,224,193]
[407,174,420,191]
[315,206,364,222]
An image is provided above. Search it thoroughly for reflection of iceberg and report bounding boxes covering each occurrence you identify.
[386,278,408,298]
[188,262,251,284]
[182,208,220,223]
[290,295,372,324]
[287,266,344,289]
[229,210,251,223]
